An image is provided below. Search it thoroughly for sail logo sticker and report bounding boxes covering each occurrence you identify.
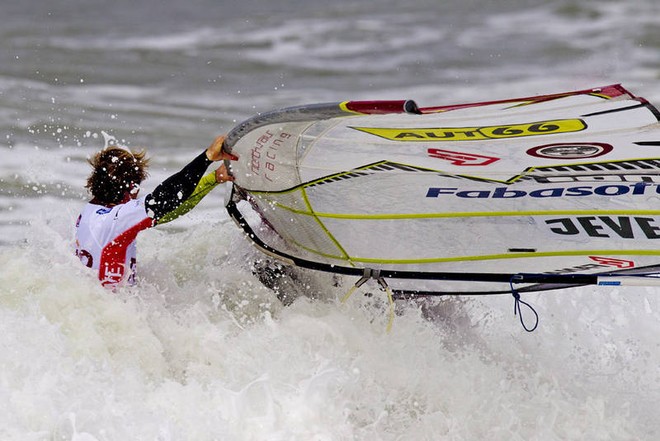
[249,129,294,182]
[426,182,658,199]
[545,216,660,239]
[544,258,634,275]
[351,119,586,142]
[427,148,499,166]
[588,256,635,268]
[527,142,613,159]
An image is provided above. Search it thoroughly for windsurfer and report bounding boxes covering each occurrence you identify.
[75,135,238,288]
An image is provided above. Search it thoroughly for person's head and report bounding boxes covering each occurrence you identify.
[85,147,150,204]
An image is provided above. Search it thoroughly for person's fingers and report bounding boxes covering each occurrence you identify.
[220,151,239,161]
[206,135,228,161]
[206,135,240,162]
[211,134,226,148]
[215,165,235,183]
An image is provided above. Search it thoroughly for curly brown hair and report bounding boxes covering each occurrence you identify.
[85,147,150,204]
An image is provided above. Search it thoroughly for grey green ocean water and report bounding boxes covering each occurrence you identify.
[1,0,659,438]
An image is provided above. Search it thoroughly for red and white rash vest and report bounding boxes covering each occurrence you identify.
[75,197,153,287]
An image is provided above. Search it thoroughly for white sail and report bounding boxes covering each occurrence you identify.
[225,85,660,294]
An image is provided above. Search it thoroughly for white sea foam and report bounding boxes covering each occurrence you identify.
[46,28,222,53]
[2,0,660,438]
[1,213,658,439]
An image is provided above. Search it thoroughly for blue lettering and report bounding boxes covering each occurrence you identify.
[426,188,457,197]
[631,182,651,195]
[565,186,593,196]
[492,187,526,198]
[426,184,660,199]
[594,185,629,196]
[529,188,564,198]
[456,190,491,198]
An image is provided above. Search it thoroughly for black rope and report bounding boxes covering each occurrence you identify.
[510,277,539,332]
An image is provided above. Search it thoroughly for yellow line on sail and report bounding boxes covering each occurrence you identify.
[299,185,355,265]
[258,203,660,220]
[298,248,660,265]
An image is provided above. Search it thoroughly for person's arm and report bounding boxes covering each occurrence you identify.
[145,151,213,222]
[157,163,235,225]
[156,171,217,225]
[145,136,237,223]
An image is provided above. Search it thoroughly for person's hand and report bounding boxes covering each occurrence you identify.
[205,135,239,162]
[214,163,234,183]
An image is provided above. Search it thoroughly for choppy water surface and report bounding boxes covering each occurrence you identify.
[1,0,660,439]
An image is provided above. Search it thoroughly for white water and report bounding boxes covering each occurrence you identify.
[2,0,660,438]
[3,208,660,439]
